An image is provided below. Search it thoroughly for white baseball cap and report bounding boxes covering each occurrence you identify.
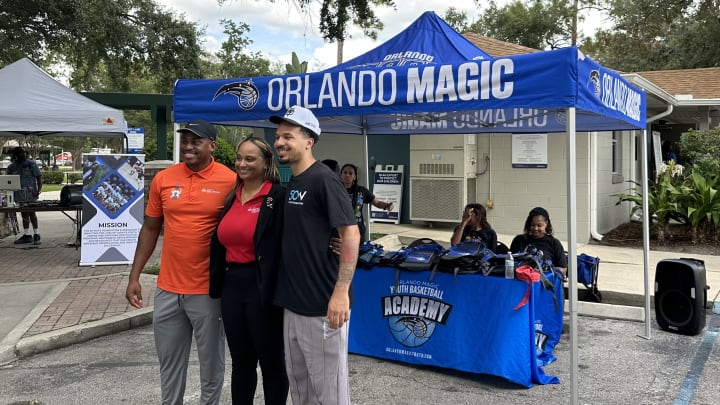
[269,105,321,138]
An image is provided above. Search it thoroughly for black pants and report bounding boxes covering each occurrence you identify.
[221,263,288,405]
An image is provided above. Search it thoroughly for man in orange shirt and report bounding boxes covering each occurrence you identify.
[126,120,236,405]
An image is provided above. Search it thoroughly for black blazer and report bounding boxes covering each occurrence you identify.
[209,183,285,305]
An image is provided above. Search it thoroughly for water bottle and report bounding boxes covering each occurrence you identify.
[505,251,514,279]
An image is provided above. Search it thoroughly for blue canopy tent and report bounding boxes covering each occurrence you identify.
[173,12,649,401]
[328,10,492,68]
[175,47,642,134]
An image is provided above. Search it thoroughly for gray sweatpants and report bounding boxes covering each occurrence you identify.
[153,289,225,405]
[283,309,350,405]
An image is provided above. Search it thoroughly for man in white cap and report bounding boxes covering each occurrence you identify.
[126,119,235,404]
[271,106,360,405]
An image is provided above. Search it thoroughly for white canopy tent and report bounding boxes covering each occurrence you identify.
[0,58,127,138]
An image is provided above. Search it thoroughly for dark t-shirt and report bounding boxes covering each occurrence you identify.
[453,225,497,252]
[509,234,567,268]
[347,185,374,243]
[275,161,357,316]
[7,159,41,202]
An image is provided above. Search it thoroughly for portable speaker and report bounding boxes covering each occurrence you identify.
[654,258,707,335]
[60,184,83,206]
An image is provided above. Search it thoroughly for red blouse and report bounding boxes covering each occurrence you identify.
[217,181,272,263]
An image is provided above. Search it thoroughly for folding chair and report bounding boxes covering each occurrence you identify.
[576,253,602,302]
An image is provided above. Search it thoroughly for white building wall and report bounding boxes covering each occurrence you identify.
[312,134,368,183]
[313,130,639,246]
[475,132,592,245]
[595,130,637,235]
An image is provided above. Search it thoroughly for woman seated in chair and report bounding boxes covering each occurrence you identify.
[450,203,497,252]
[510,207,567,276]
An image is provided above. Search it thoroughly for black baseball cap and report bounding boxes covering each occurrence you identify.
[177,119,217,141]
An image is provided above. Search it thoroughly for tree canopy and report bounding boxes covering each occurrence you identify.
[211,19,274,78]
[582,0,720,71]
[1,0,279,161]
[1,0,206,93]
[459,0,588,50]
[447,0,719,71]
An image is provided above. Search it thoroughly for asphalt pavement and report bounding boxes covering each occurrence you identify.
[0,194,719,404]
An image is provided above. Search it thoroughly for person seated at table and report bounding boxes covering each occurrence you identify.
[450,203,497,252]
[510,207,567,276]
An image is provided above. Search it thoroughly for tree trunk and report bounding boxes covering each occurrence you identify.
[336,40,344,64]
[656,223,666,243]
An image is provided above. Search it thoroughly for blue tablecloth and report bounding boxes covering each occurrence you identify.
[348,266,563,387]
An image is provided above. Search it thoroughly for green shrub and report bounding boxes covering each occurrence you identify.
[67,172,82,184]
[613,161,686,242]
[679,128,720,178]
[675,170,720,243]
[214,137,238,170]
[41,171,64,184]
[614,161,720,244]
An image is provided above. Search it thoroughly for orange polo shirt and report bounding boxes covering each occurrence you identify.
[146,159,236,294]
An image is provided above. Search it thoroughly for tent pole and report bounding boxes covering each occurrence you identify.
[362,117,370,241]
[566,107,579,405]
[640,128,652,339]
[639,104,672,339]
[172,122,180,164]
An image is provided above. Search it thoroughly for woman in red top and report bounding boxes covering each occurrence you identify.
[209,137,287,404]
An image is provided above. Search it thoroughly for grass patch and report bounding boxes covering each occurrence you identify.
[369,233,387,241]
[142,264,160,275]
[42,184,65,192]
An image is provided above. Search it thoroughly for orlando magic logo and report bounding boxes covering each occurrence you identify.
[213,80,259,110]
[347,51,437,69]
[388,315,437,347]
[588,70,601,98]
[383,288,452,348]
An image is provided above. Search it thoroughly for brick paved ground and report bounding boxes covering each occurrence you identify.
[0,233,162,338]
[22,274,158,337]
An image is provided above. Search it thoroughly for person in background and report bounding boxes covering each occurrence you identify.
[8,147,42,245]
[662,140,678,164]
[339,163,394,243]
[450,203,497,251]
[125,120,236,405]
[271,105,360,405]
[510,207,567,276]
[322,159,340,176]
[208,137,288,405]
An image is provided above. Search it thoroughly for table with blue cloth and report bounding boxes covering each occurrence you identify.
[348,266,564,387]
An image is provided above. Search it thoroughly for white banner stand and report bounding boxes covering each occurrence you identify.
[370,164,403,224]
[80,154,145,266]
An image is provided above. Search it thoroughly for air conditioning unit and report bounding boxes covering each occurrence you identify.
[410,177,476,222]
[409,134,477,223]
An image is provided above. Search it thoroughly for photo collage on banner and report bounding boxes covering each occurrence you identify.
[80,154,145,266]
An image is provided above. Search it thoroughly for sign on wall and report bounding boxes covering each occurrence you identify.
[511,133,548,168]
[126,127,144,154]
[652,131,663,178]
[80,154,145,266]
[370,164,403,224]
